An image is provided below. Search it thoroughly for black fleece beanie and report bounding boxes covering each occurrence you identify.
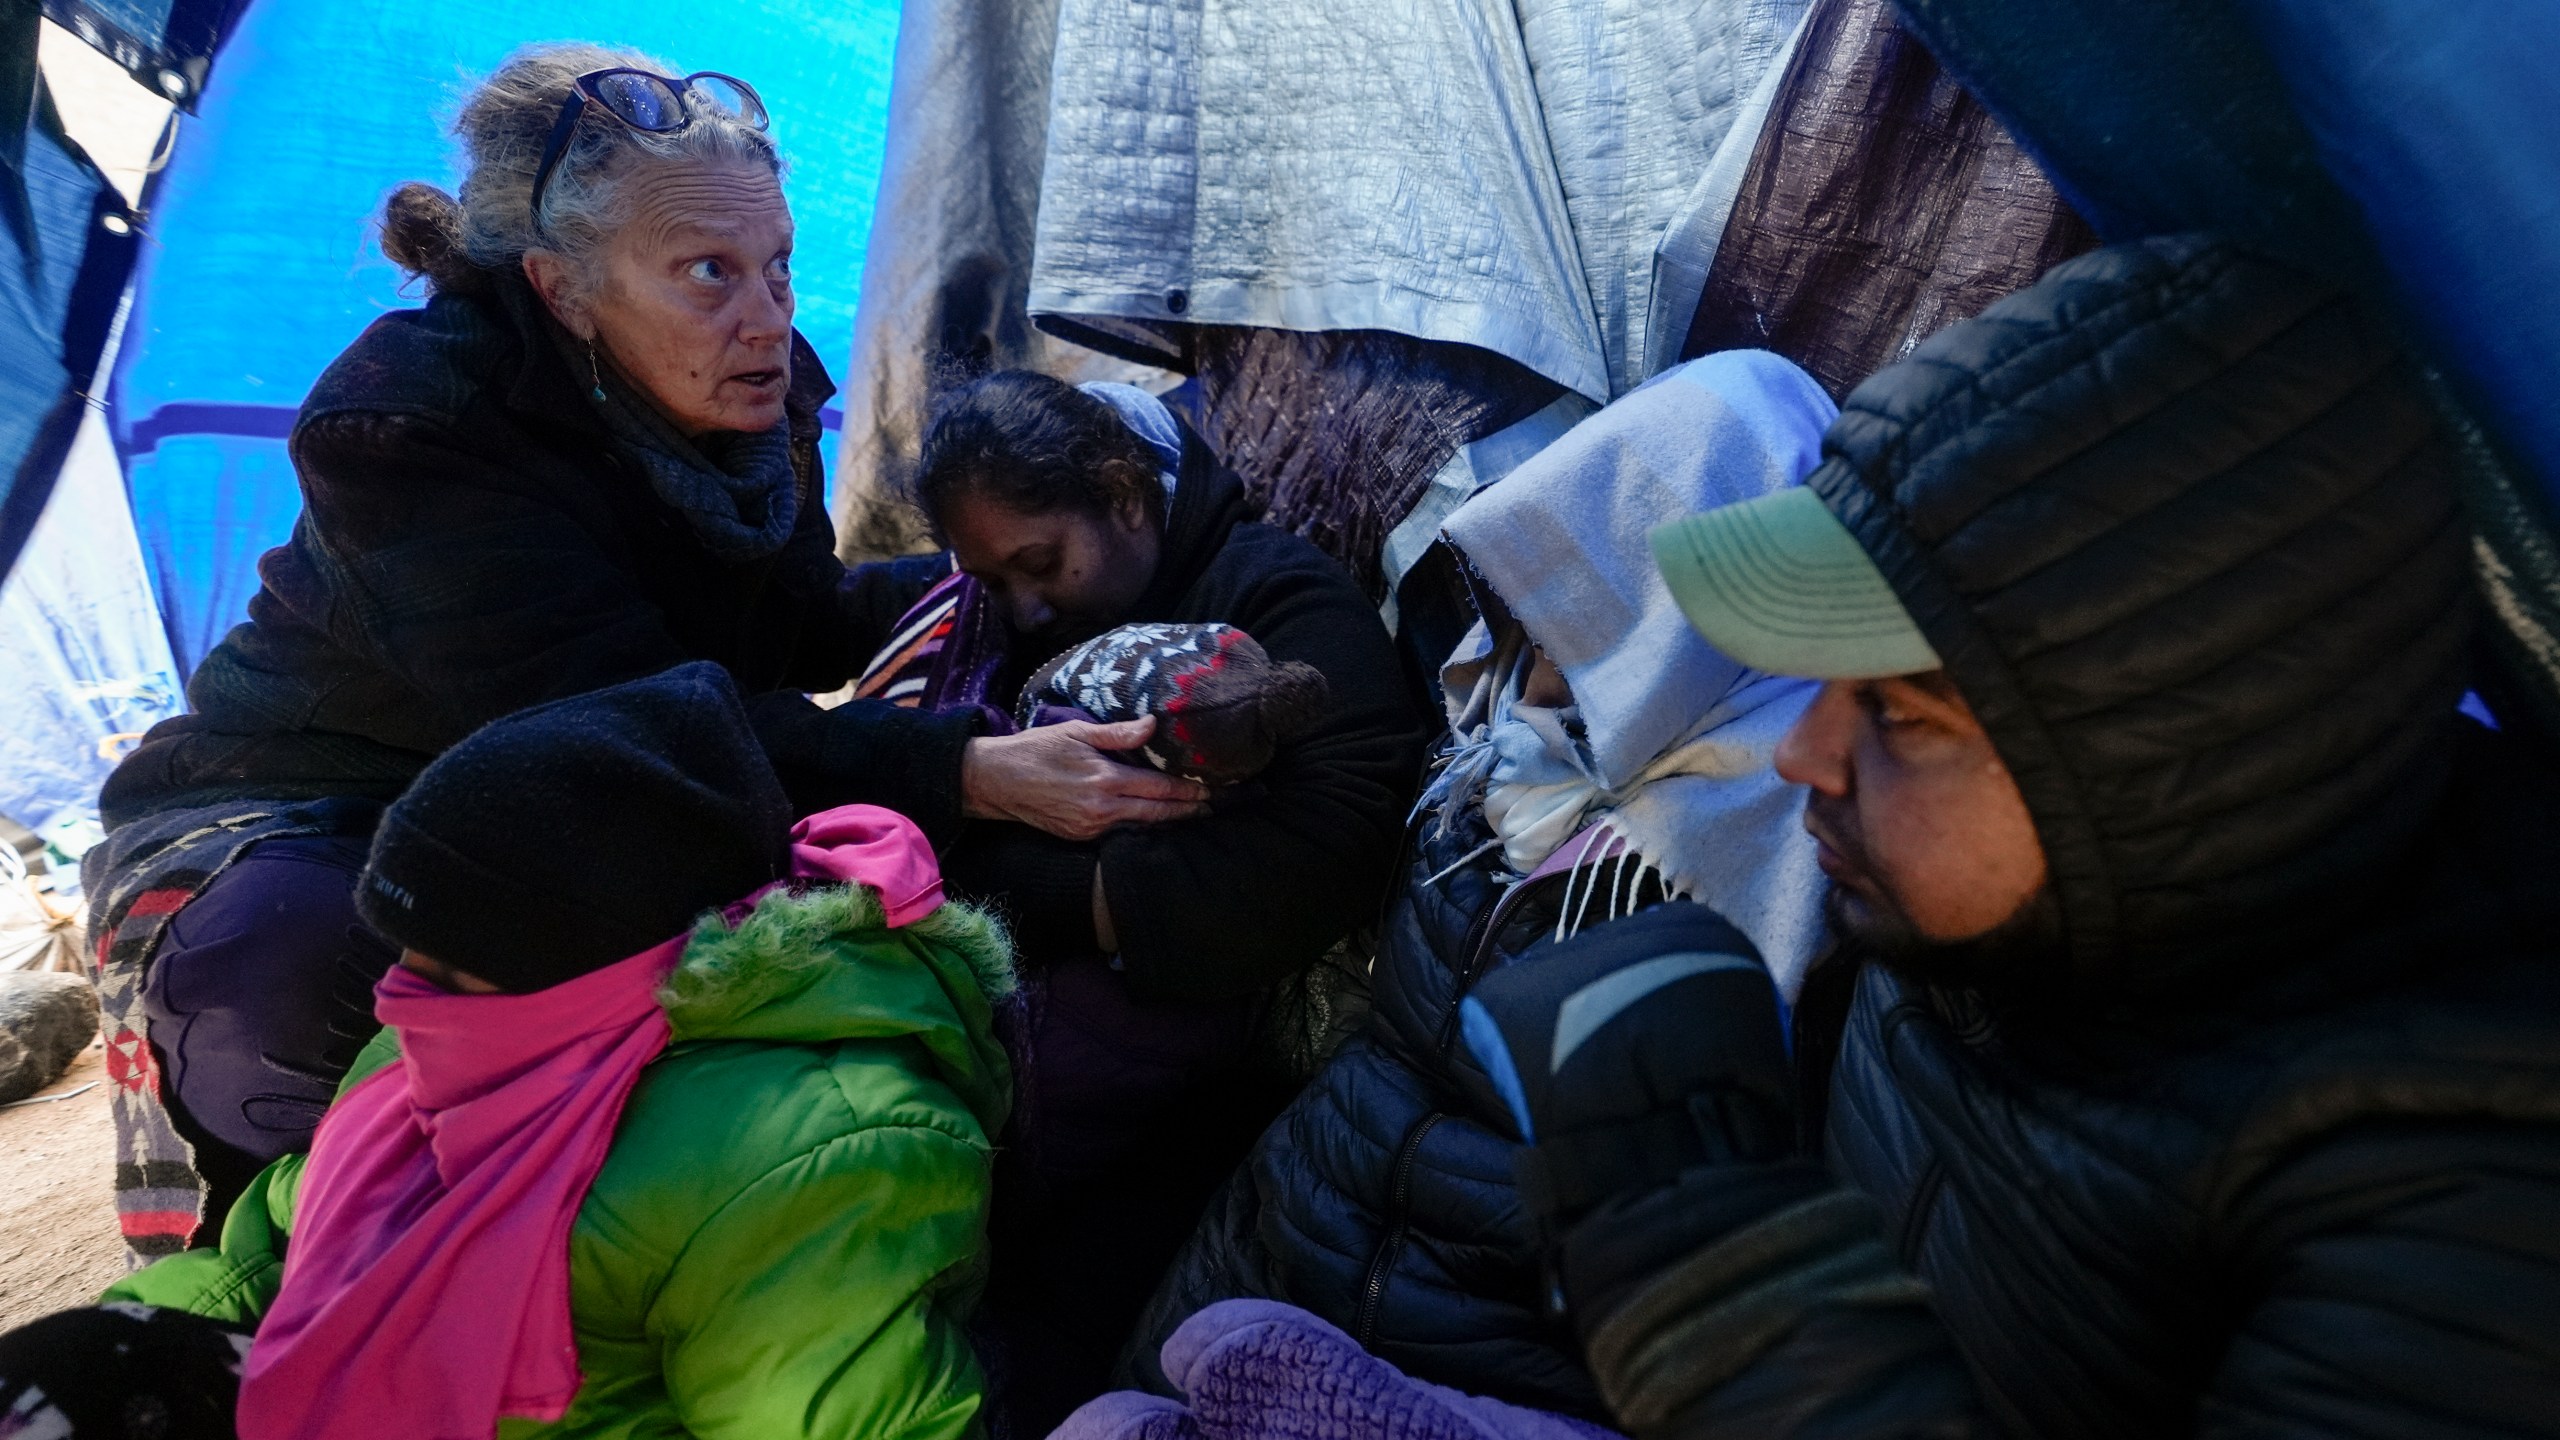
[358,662,792,992]
[1813,235,2471,989]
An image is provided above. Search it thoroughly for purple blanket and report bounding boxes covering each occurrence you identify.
[1054,1301,1623,1440]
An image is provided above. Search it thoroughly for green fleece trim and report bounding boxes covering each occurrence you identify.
[662,882,1016,1139]
[662,885,1016,1024]
[901,900,1018,1004]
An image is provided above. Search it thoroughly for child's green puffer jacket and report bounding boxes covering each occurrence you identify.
[111,883,1014,1440]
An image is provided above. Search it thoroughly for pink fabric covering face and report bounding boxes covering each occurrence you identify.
[239,803,943,1440]
[238,938,681,1440]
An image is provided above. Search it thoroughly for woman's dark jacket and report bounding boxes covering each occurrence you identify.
[1123,789,1617,1415]
[100,275,978,839]
[812,437,1429,1004]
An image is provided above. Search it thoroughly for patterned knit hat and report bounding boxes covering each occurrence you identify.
[1019,622,1331,785]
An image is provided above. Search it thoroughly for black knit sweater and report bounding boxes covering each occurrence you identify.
[100,274,980,843]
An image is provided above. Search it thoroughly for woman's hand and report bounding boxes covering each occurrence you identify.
[962,717,1212,841]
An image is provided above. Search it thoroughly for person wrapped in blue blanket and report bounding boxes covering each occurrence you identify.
[1122,349,1840,1418]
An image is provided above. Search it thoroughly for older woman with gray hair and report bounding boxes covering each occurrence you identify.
[85,43,1202,1254]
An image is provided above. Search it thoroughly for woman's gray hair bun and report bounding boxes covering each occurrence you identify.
[379,181,481,296]
[379,41,782,298]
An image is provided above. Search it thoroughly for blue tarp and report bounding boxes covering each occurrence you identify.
[110,0,903,673]
[1893,0,2560,743]
[0,413,183,847]
[1895,0,2560,515]
[42,0,250,110]
[2235,0,2560,525]
[1,8,138,587]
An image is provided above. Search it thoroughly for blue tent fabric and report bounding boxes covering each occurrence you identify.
[1892,0,2560,517]
[1885,0,2371,275]
[109,0,902,674]
[0,416,184,844]
[2231,0,2560,525]
[42,0,251,110]
[1,10,139,589]
[1884,0,2560,744]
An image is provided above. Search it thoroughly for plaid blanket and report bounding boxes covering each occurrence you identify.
[81,795,382,1261]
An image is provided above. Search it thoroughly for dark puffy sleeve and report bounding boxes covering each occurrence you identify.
[2199,1119,2560,1437]
[742,691,980,845]
[1555,1163,1987,1440]
[1098,541,1428,1001]
[1560,1119,2560,1440]
[293,412,980,839]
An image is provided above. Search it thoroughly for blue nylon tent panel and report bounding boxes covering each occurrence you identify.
[112,0,902,674]
[0,121,121,575]
[1894,0,2560,518]
[2233,0,2560,519]
[1885,0,2369,273]
[0,415,185,843]
[43,0,252,109]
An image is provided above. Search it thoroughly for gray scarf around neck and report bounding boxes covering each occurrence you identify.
[580,345,801,563]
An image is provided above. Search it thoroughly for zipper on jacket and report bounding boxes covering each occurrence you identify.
[1435,874,1552,1058]
[1353,1109,1449,1347]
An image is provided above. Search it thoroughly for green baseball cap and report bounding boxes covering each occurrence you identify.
[1648,485,1944,680]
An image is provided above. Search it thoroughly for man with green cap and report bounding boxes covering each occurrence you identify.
[1463,235,2560,1437]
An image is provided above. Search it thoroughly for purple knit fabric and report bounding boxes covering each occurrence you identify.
[1051,1392,1201,1440]
[1052,1301,1622,1440]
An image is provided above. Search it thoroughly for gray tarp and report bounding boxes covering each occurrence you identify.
[839,0,2092,626]
[1376,0,2090,602]
[839,0,2088,611]
[825,0,1562,585]
[1030,0,1807,405]
[831,0,1160,560]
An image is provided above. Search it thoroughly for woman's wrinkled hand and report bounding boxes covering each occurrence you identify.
[962,717,1212,841]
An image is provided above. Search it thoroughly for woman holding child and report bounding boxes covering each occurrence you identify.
[837,368,1427,1432]
[79,40,1422,1432]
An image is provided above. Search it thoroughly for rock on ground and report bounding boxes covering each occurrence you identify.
[0,972,99,1105]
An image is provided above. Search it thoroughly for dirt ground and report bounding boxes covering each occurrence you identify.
[0,1040,130,1328]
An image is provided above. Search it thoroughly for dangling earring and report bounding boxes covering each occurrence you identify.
[587,343,607,402]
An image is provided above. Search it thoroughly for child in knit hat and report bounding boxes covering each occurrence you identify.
[1018,621,1331,786]
[99,660,1014,1440]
